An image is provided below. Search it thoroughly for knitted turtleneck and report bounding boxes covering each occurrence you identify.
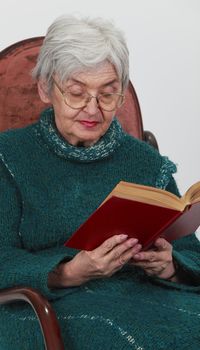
[35,107,124,162]
[0,108,200,350]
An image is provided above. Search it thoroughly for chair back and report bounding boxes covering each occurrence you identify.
[0,37,144,139]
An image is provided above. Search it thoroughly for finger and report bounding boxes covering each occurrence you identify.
[133,240,172,261]
[107,238,140,262]
[113,243,142,269]
[143,267,161,276]
[131,260,168,270]
[103,240,141,269]
[95,234,128,256]
[145,262,172,276]
[154,238,172,252]
[89,242,141,278]
[133,250,160,262]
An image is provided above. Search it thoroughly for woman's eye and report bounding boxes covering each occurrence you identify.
[71,92,83,96]
[100,87,118,95]
[68,90,84,97]
[101,93,112,99]
[66,84,84,95]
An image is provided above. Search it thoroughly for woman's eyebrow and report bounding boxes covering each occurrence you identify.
[67,78,85,86]
[67,78,119,87]
[101,79,120,87]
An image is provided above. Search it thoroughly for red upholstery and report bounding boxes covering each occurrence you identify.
[0,37,144,139]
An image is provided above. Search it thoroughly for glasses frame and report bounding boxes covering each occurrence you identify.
[52,77,125,112]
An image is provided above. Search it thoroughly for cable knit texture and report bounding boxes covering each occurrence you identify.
[0,108,200,350]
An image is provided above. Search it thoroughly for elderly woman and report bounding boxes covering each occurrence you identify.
[0,15,200,350]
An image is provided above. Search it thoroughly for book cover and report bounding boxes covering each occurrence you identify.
[64,195,200,251]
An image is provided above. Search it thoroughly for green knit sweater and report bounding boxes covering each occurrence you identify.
[0,108,200,350]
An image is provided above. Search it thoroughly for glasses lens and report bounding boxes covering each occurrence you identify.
[64,92,124,111]
[98,93,124,111]
[64,92,88,109]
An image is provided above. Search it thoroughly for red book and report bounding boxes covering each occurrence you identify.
[65,181,200,251]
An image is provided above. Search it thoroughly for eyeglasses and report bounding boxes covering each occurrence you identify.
[52,77,124,112]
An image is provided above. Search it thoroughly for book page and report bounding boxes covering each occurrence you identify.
[110,181,186,211]
[182,181,200,204]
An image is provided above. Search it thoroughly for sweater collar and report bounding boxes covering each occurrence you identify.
[36,108,124,162]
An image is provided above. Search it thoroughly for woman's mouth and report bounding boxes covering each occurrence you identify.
[79,120,99,128]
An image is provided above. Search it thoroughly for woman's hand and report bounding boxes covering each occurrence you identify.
[130,238,177,281]
[48,234,142,288]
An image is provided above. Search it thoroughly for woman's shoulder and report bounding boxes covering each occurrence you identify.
[120,133,177,189]
[0,123,36,149]
[122,132,159,156]
[0,123,38,169]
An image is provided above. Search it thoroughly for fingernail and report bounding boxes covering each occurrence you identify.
[133,244,142,251]
[134,253,140,259]
[129,238,138,245]
[120,234,128,240]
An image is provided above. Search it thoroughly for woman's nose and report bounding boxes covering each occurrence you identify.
[83,96,100,115]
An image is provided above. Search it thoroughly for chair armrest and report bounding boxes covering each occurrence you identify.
[0,287,65,350]
[143,130,159,151]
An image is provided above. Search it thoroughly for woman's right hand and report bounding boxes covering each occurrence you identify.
[48,234,142,288]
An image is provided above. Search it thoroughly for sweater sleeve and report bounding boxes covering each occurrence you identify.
[0,160,78,300]
[153,175,200,290]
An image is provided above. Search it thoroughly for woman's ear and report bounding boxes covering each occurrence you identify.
[37,80,51,103]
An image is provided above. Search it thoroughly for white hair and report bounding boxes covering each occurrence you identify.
[32,14,129,91]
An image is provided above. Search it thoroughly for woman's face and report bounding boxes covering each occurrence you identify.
[38,62,122,147]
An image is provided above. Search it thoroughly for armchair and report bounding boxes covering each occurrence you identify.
[0,37,158,350]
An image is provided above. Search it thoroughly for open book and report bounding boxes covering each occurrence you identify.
[65,180,200,251]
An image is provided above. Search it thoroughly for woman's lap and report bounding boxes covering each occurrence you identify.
[0,278,200,350]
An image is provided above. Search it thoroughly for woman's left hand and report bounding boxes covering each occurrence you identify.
[130,238,176,280]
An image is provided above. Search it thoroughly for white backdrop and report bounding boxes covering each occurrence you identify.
[1,0,200,196]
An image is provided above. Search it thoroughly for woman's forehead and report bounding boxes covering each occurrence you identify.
[65,62,120,88]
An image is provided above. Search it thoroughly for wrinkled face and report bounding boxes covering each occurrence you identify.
[38,62,122,147]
